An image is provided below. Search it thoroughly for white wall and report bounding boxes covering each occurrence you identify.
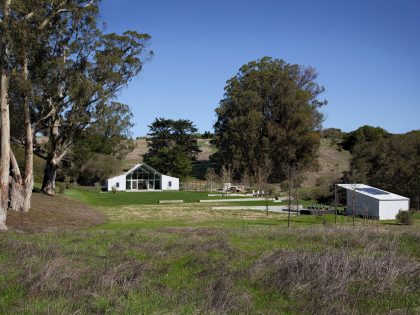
[107,175,126,191]
[379,200,410,220]
[346,190,410,220]
[107,173,179,191]
[161,175,179,190]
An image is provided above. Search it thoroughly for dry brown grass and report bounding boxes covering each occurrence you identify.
[204,276,252,314]
[250,227,420,314]
[302,138,351,187]
[5,193,107,233]
[101,203,287,223]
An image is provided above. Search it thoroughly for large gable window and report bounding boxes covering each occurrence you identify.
[125,164,162,191]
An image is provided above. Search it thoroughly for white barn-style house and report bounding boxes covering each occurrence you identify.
[337,184,410,220]
[106,163,179,192]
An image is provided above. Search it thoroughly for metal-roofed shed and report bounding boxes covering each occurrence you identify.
[337,184,410,220]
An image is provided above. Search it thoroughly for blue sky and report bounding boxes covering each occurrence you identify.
[100,0,420,136]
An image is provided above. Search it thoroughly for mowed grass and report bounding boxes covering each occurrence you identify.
[0,191,419,314]
[65,189,253,207]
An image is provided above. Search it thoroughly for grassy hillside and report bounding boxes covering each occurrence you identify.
[123,138,350,184]
[122,138,219,177]
[1,190,419,314]
[301,138,351,187]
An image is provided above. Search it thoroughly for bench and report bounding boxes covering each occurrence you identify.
[158,200,184,204]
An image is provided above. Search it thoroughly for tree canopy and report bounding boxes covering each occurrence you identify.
[66,102,135,184]
[341,125,390,152]
[144,118,200,179]
[21,1,152,194]
[346,130,420,204]
[213,57,327,182]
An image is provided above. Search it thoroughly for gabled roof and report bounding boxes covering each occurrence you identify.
[124,163,162,176]
[108,163,162,180]
[337,184,409,201]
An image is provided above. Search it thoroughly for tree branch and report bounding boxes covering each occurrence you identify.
[10,149,22,180]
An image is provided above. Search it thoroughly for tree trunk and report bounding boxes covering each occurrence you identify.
[0,0,12,230]
[9,178,32,212]
[9,56,33,212]
[0,73,10,229]
[41,158,58,196]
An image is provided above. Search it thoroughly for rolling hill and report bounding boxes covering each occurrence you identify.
[123,137,351,186]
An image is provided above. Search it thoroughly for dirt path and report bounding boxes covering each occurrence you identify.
[6,192,107,233]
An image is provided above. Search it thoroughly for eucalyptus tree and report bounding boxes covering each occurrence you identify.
[0,1,100,227]
[67,101,135,184]
[8,0,100,212]
[29,5,152,195]
[0,0,12,229]
[213,57,327,183]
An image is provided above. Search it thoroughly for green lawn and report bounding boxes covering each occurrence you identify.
[1,190,419,314]
[64,188,339,208]
[64,189,255,207]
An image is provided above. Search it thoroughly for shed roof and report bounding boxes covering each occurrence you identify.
[337,184,409,201]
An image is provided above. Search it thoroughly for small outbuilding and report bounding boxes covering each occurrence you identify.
[337,184,410,220]
[106,163,179,192]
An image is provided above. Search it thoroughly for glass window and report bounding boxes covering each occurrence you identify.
[154,179,161,190]
[126,181,131,190]
[168,181,172,187]
[116,182,120,188]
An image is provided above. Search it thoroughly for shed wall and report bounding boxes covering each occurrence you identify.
[379,200,410,220]
[346,190,380,218]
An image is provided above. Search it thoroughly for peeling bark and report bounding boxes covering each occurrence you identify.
[41,158,58,196]
[0,0,12,230]
[9,56,33,212]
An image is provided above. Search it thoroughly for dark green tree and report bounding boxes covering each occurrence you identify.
[213,57,327,182]
[346,130,420,205]
[341,125,390,152]
[144,118,200,178]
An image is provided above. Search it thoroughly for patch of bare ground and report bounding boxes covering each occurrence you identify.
[5,192,107,233]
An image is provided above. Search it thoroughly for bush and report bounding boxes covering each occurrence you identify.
[111,186,117,193]
[396,210,413,225]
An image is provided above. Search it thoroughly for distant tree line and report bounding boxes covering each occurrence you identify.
[344,129,420,205]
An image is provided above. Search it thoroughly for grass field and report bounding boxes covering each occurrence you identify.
[64,189,256,207]
[1,190,419,314]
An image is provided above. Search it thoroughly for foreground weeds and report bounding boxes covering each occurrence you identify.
[1,216,419,314]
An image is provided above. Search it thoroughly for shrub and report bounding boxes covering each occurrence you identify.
[396,210,413,225]
[111,186,117,194]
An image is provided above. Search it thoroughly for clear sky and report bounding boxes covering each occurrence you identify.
[99,0,420,136]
